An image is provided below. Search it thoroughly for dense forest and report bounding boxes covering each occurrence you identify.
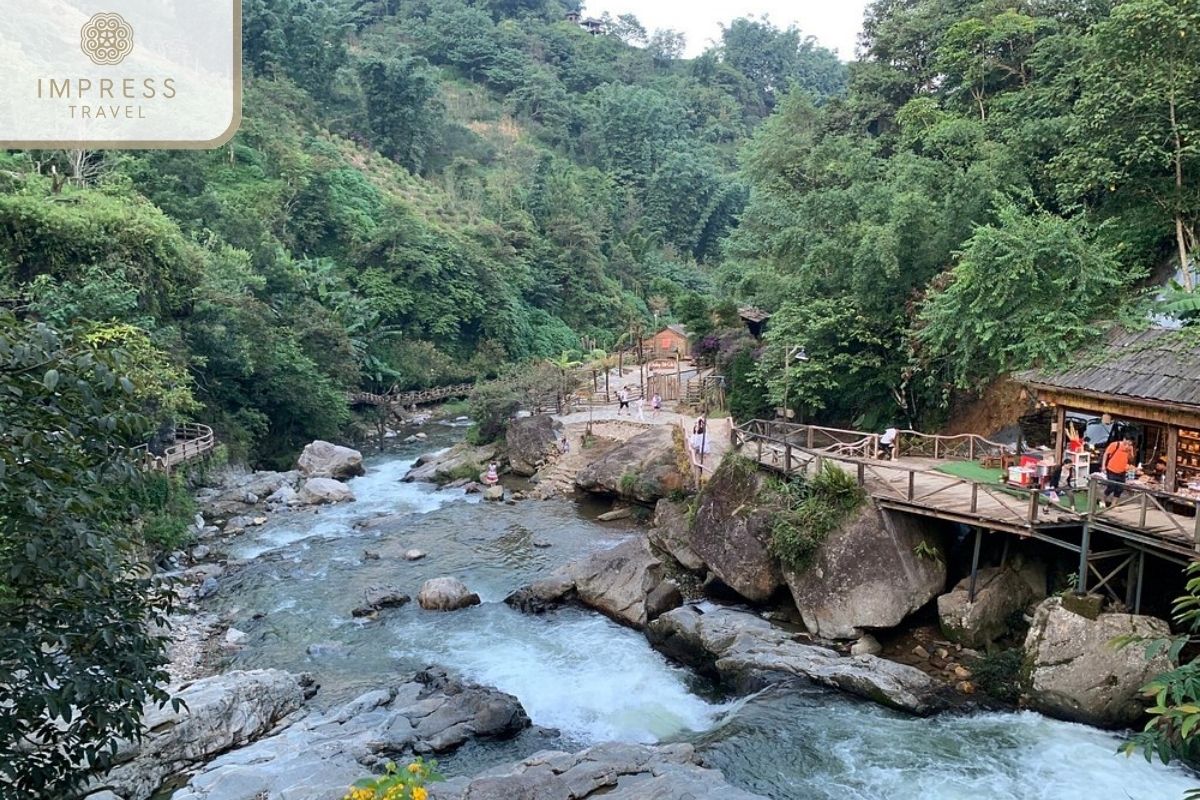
[1,0,1198,463]
[0,0,844,466]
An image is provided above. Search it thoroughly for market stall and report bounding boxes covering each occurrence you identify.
[1019,328,1200,507]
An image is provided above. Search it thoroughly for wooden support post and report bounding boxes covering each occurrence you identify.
[971,482,979,513]
[1053,404,1067,467]
[1000,536,1010,569]
[969,437,976,461]
[1167,427,1180,495]
[1125,552,1139,609]
[1077,521,1091,596]
[934,436,940,459]
[907,471,915,501]
[1195,500,1200,552]
[806,426,814,449]
[784,444,792,474]
[968,529,983,603]
[1028,489,1039,523]
[857,462,865,487]
[1135,550,1146,614]
[1139,492,1148,528]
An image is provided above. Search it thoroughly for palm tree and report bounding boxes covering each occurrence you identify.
[544,350,583,413]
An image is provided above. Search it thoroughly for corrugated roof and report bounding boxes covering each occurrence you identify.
[1020,328,1200,409]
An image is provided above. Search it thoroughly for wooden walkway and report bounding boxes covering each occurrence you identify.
[348,382,473,409]
[136,423,216,473]
[732,420,1200,601]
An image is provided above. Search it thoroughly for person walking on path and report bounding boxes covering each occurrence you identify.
[691,415,709,457]
[617,388,630,416]
[636,396,646,421]
[1101,435,1135,505]
[651,393,662,416]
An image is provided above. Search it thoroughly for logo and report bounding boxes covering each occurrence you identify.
[80,13,135,66]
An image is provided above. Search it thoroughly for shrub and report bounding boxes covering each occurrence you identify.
[346,758,443,800]
[971,648,1024,704]
[768,463,865,572]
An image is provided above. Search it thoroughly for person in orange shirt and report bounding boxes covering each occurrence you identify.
[1102,435,1135,504]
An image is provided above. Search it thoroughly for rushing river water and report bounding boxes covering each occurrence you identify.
[208,431,1197,800]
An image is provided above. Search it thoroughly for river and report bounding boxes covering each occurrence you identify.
[205,429,1196,800]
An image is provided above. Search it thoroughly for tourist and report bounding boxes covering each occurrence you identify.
[691,415,709,456]
[1101,435,1135,505]
[483,462,499,486]
[636,396,645,421]
[651,393,662,416]
[617,388,630,416]
[559,436,570,455]
[880,425,899,460]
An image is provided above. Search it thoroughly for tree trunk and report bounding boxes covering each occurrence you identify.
[1170,91,1194,291]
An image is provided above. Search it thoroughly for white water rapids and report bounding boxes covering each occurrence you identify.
[207,439,1197,799]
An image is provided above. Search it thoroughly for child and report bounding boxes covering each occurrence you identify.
[651,393,662,416]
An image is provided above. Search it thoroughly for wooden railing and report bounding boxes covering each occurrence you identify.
[348,382,474,409]
[732,420,1077,532]
[135,423,216,472]
[895,429,1009,461]
[1086,476,1200,549]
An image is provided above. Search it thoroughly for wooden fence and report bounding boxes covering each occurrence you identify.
[135,423,216,472]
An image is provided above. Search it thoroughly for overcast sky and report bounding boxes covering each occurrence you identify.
[583,1,870,60]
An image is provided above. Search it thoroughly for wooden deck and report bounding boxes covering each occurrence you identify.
[733,420,1200,562]
[136,423,216,473]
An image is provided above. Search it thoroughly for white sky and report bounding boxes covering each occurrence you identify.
[583,1,870,60]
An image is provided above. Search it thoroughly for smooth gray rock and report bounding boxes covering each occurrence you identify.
[1023,596,1172,727]
[431,742,766,800]
[296,440,365,480]
[784,506,946,640]
[200,471,298,518]
[505,414,564,476]
[575,426,690,503]
[352,587,412,618]
[298,477,355,505]
[688,457,783,603]
[504,537,681,629]
[648,498,705,572]
[647,605,944,714]
[83,670,308,800]
[418,577,481,611]
[482,485,505,502]
[404,443,498,484]
[171,669,529,800]
[938,566,1033,648]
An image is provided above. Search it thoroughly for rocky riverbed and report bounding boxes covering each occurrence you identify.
[103,428,1198,800]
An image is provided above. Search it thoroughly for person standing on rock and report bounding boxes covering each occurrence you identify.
[483,462,499,486]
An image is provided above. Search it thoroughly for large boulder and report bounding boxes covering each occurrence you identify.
[647,605,944,715]
[405,442,499,484]
[198,470,300,519]
[296,440,365,480]
[297,477,355,505]
[648,498,705,572]
[784,506,946,640]
[84,670,308,800]
[504,537,682,628]
[433,742,766,800]
[1023,596,1173,728]
[688,457,784,603]
[575,426,690,503]
[937,566,1033,648]
[169,669,529,800]
[505,414,564,476]
[418,577,481,611]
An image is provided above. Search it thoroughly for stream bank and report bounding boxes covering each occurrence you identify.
[114,425,1199,800]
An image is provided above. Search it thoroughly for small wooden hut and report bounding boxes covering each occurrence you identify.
[1020,328,1200,495]
[643,324,691,360]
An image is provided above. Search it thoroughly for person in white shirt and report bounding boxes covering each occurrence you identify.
[880,426,899,460]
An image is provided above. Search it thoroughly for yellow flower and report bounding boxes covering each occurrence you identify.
[412,788,428,800]
[407,763,422,775]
